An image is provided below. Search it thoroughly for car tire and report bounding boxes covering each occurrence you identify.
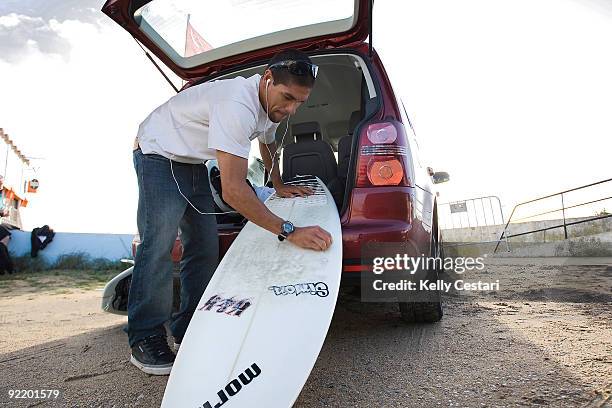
[399,299,442,323]
[398,211,444,323]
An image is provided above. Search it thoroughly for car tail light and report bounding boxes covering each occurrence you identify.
[367,123,397,144]
[367,159,403,185]
[356,122,410,187]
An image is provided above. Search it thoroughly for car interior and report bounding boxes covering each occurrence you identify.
[209,53,379,225]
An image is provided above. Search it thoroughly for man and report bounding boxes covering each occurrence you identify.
[0,224,12,275]
[0,176,13,275]
[0,175,7,217]
[129,49,332,375]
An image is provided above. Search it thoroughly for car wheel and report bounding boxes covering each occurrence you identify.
[398,213,444,323]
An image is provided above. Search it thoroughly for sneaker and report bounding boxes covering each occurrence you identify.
[173,336,183,352]
[130,334,175,375]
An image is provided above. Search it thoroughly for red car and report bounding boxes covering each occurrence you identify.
[101,0,450,322]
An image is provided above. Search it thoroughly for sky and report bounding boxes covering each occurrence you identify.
[0,0,611,233]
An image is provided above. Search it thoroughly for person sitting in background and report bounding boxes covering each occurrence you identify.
[0,224,13,274]
[0,176,7,218]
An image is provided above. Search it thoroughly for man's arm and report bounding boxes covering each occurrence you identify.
[216,150,332,251]
[217,150,283,234]
[258,141,312,197]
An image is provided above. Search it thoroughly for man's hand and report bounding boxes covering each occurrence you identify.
[274,183,313,198]
[287,226,333,251]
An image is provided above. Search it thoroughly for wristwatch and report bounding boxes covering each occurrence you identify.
[278,220,295,241]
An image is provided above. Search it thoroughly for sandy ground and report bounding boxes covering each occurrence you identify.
[0,260,610,408]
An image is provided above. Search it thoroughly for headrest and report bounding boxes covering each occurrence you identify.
[295,133,316,143]
[291,121,321,142]
[348,111,361,135]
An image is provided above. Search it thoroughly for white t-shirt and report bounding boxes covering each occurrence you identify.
[136,74,279,164]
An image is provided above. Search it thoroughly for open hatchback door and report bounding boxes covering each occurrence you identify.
[102,0,372,82]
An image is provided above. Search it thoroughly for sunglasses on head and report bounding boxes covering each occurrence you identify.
[268,60,318,79]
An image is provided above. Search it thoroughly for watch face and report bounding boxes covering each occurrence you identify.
[282,221,294,234]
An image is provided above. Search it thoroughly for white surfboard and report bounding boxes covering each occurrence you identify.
[161,176,342,408]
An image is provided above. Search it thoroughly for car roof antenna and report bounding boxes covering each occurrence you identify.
[132,36,179,93]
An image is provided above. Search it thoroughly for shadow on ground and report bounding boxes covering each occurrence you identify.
[0,264,610,407]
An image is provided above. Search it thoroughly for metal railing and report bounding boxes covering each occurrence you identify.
[439,195,505,230]
[439,195,509,250]
[493,178,612,253]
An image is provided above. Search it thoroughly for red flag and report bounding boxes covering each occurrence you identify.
[185,15,212,57]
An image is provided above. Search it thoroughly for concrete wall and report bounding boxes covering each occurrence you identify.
[443,231,612,258]
[442,217,612,258]
[7,230,134,263]
[442,216,612,243]
[492,231,612,257]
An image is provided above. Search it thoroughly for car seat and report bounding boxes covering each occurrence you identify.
[282,121,343,208]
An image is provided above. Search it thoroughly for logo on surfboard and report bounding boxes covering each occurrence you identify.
[198,294,252,317]
[200,363,261,408]
[268,282,329,297]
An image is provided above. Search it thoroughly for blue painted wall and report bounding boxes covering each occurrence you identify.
[7,230,135,262]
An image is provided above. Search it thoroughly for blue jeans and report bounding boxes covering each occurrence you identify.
[128,149,219,347]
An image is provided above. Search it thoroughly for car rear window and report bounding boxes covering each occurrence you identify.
[135,0,355,59]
